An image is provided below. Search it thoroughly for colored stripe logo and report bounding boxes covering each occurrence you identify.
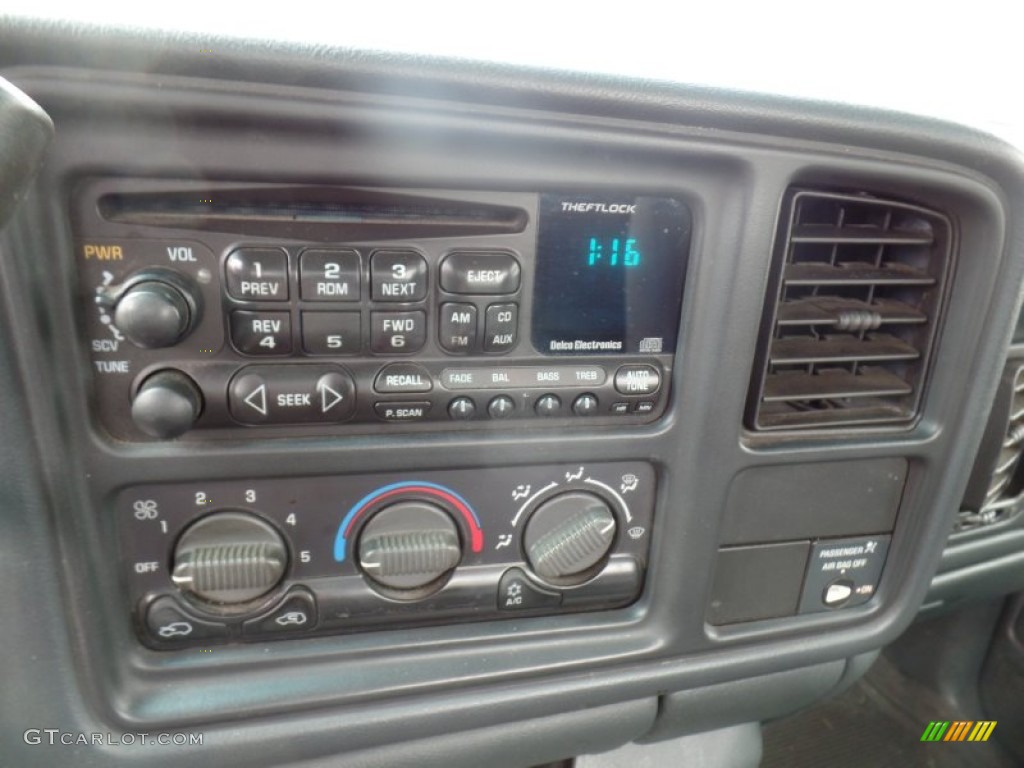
[920,721,996,742]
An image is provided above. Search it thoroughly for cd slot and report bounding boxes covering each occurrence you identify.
[97,186,528,241]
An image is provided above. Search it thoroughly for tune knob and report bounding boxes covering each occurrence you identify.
[523,492,617,582]
[99,268,202,349]
[357,501,462,593]
[171,511,288,606]
[131,369,202,438]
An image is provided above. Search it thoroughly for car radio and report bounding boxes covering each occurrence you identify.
[73,180,691,440]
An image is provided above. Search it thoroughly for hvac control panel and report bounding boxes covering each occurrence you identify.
[119,462,656,648]
[73,180,690,440]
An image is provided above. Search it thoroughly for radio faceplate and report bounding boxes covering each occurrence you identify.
[73,179,690,440]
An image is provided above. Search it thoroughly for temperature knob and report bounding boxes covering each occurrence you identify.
[98,268,202,349]
[523,492,617,582]
[357,501,462,592]
[171,511,288,605]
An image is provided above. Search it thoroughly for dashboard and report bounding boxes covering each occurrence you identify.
[2,18,1024,768]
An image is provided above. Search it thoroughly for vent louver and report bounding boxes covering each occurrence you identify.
[750,190,953,430]
[956,365,1024,533]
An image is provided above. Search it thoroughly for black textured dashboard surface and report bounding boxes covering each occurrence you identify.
[1,14,1023,768]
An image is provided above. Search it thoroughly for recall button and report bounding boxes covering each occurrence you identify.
[229,365,356,425]
[440,252,521,295]
[374,363,433,394]
[614,364,661,395]
[374,401,432,422]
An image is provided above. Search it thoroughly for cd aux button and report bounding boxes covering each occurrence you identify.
[483,303,518,353]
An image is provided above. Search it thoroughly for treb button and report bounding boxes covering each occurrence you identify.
[440,252,521,295]
[228,365,356,425]
[374,363,433,394]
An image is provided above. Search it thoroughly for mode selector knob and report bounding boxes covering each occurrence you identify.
[524,492,617,583]
[357,501,462,593]
[171,511,288,606]
[99,268,202,349]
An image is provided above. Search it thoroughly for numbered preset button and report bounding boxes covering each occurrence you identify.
[225,248,288,301]
[371,250,427,302]
[300,249,360,301]
[370,311,426,354]
[231,311,292,356]
[301,311,361,355]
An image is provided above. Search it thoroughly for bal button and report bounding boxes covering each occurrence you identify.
[488,395,515,419]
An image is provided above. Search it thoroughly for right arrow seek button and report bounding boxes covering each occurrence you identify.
[228,365,356,425]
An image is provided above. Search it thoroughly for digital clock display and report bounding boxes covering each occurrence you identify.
[532,194,691,355]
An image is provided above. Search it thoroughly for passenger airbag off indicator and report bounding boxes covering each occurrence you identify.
[798,534,891,613]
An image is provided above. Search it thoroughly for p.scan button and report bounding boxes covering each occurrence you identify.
[229,365,355,425]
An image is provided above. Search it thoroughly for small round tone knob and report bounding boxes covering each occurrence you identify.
[524,491,617,582]
[131,370,202,439]
[172,511,288,605]
[357,501,462,592]
[107,269,202,349]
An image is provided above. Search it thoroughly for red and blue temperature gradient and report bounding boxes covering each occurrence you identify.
[333,481,485,562]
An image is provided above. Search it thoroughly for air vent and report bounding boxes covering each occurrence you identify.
[749,190,953,430]
[956,364,1024,533]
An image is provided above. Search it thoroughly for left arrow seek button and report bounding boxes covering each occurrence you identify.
[229,366,356,425]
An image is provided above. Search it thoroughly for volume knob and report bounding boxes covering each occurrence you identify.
[171,512,288,605]
[100,268,202,349]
